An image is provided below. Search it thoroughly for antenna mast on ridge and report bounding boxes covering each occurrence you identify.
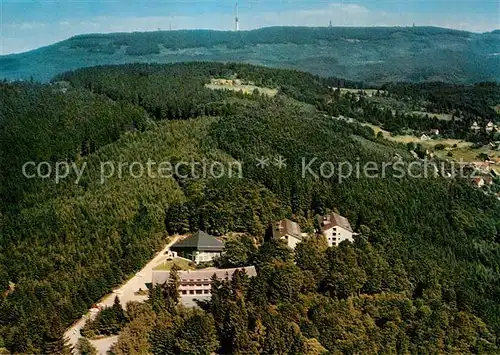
[235,3,240,31]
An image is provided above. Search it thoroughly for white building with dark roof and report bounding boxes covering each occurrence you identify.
[267,219,303,249]
[317,212,354,247]
[170,230,224,264]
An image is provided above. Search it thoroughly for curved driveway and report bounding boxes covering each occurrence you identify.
[64,235,180,354]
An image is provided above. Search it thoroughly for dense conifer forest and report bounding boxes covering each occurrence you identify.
[0,62,499,353]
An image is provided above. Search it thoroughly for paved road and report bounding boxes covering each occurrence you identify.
[64,235,180,354]
[90,336,119,355]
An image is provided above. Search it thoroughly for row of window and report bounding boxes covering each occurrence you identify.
[182,282,211,287]
[180,289,211,295]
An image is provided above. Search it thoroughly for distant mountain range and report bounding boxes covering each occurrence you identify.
[1,26,499,84]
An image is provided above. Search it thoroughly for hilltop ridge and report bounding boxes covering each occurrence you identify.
[1,26,499,83]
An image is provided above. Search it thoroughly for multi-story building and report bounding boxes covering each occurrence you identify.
[267,219,303,249]
[152,266,257,306]
[317,211,354,247]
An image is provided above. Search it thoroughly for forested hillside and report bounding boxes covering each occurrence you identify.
[1,26,499,84]
[0,63,499,353]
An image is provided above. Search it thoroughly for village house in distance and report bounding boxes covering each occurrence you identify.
[317,211,354,247]
[169,230,224,264]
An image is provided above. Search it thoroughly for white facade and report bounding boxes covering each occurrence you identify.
[486,121,494,132]
[269,219,303,250]
[166,250,178,258]
[318,212,355,247]
[282,234,301,249]
[194,251,221,264]
[322,226,354,247]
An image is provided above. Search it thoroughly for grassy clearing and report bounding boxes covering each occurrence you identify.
[411,111,454,121]
[368,96,454,121]
[334,88,382,96]
[365,123,500,173]
[206,78,278,97]
[364,123,471,148]
[153,257,195,271]
[434,147,500,174]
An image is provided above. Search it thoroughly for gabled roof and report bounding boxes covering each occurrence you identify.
[472,177,485,186]
[270,219,302,240]
[317,212,353,233]
[171,230,224,252]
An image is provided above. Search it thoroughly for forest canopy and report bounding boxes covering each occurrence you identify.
[0,62,499,353]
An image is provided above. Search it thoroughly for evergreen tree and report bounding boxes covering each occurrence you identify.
[163,264,181,314]
[77,337,98,355]
[42,336,73,355]
[112,296,128,326]
[175,310,219,355]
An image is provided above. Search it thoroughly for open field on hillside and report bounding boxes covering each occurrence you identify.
[366,123,500,173]
[206,78,278,97]
[366,123,470,147]
[411,111,454,121]
[367,96,455,121]
[334,87,383,97]
[435,148,500,175]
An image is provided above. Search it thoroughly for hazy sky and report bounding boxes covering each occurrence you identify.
[1,0,499,55]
